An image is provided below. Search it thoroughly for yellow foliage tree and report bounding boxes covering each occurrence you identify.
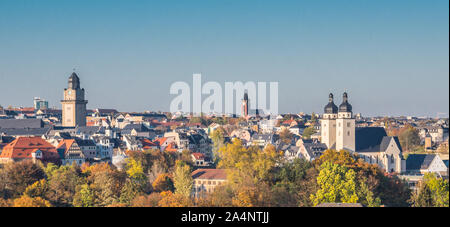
[13,195,52,207]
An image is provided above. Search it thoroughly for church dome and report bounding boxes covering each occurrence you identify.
[339,92,352,112]
[324,93,338,114]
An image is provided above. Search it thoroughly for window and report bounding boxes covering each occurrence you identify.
[347,131,350,136]
[347,122,350,127]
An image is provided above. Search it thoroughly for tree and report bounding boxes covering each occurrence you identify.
[302,127,316,139]
[411,173,449,207]
[119,158,149,204]
[398,125,420,152]
[210,127,226,163]
[173,161,193,197]
[217,140,281,206]
[2,160,46,198]
[152,173,174,192]
[46,165,83,206]
[158,191,193,207]
[279,128,294,144]
[310,162,380,207]
[131,193,163,207]
[73,184,95,207]
[271,158,318,207]
[24,179,49,199]
[314,149,411,207]
[13,195,52,207]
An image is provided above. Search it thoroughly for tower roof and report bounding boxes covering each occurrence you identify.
[339,92,352,113]
[68,72,80,89]
[324,93,338,114]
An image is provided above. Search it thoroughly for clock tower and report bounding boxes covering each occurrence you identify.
[61,72,88,127]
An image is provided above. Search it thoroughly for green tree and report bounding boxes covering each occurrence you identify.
[279,128,294,144]
[73,184,95,207]
[210,127,226,164]
[302,127,316,139]
[310,161,380,207]
[173,161,193,197]
[411,173,449,207]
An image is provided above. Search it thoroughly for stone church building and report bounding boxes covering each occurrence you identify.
[320,92,406,173]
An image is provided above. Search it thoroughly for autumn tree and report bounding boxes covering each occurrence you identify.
[217,140,281,206]
[2,160,46,198]
[152,173,174,192]
[119,158,149,204]
[131,193,163,207]
[46,164,83,206]
[24,179,49,199]
[13,195,52,207]
[73,184,95,207]
[158,191,193,207]
[397,125,421,152]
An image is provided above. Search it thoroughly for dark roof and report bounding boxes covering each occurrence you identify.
[355,127,387,152]
[121,124,150,132]
[338,92,352,113]
[379,136,403,153]
[74,138,97,147]
[324,93,338,114]
[0,127,51,136]
[0,119,44,129]
[406,154,436,171]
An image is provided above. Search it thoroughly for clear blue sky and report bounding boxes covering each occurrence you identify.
[0,0,448,117]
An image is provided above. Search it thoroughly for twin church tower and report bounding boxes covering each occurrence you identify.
[320,92,356,152]
[61,72,88,127]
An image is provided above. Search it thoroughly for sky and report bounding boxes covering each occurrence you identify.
[0,0,448,117]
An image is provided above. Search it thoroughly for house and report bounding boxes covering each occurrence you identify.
[56,139,86,166]
[191,152,211,167]
[230,129,252,144]
[121,124,155,138]
[0,137,60,164]
[74,138,98,160]
[251,133,279,147]
[191,168,227,198]
[406,154,448,176]
[297,139,328,161]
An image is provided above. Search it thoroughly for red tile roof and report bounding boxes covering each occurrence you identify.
[191,152,205,160]
[0,137,59,162]
[191,169,227,180]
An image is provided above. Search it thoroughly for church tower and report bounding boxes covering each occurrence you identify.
[320,93,338,149]
[242,93,249,118]
[61,72,88,127]
[336,92,355,152]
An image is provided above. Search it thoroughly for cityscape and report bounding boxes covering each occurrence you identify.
[0,0,448,213]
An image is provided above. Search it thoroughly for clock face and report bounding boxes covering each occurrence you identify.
[68,90,72,95]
